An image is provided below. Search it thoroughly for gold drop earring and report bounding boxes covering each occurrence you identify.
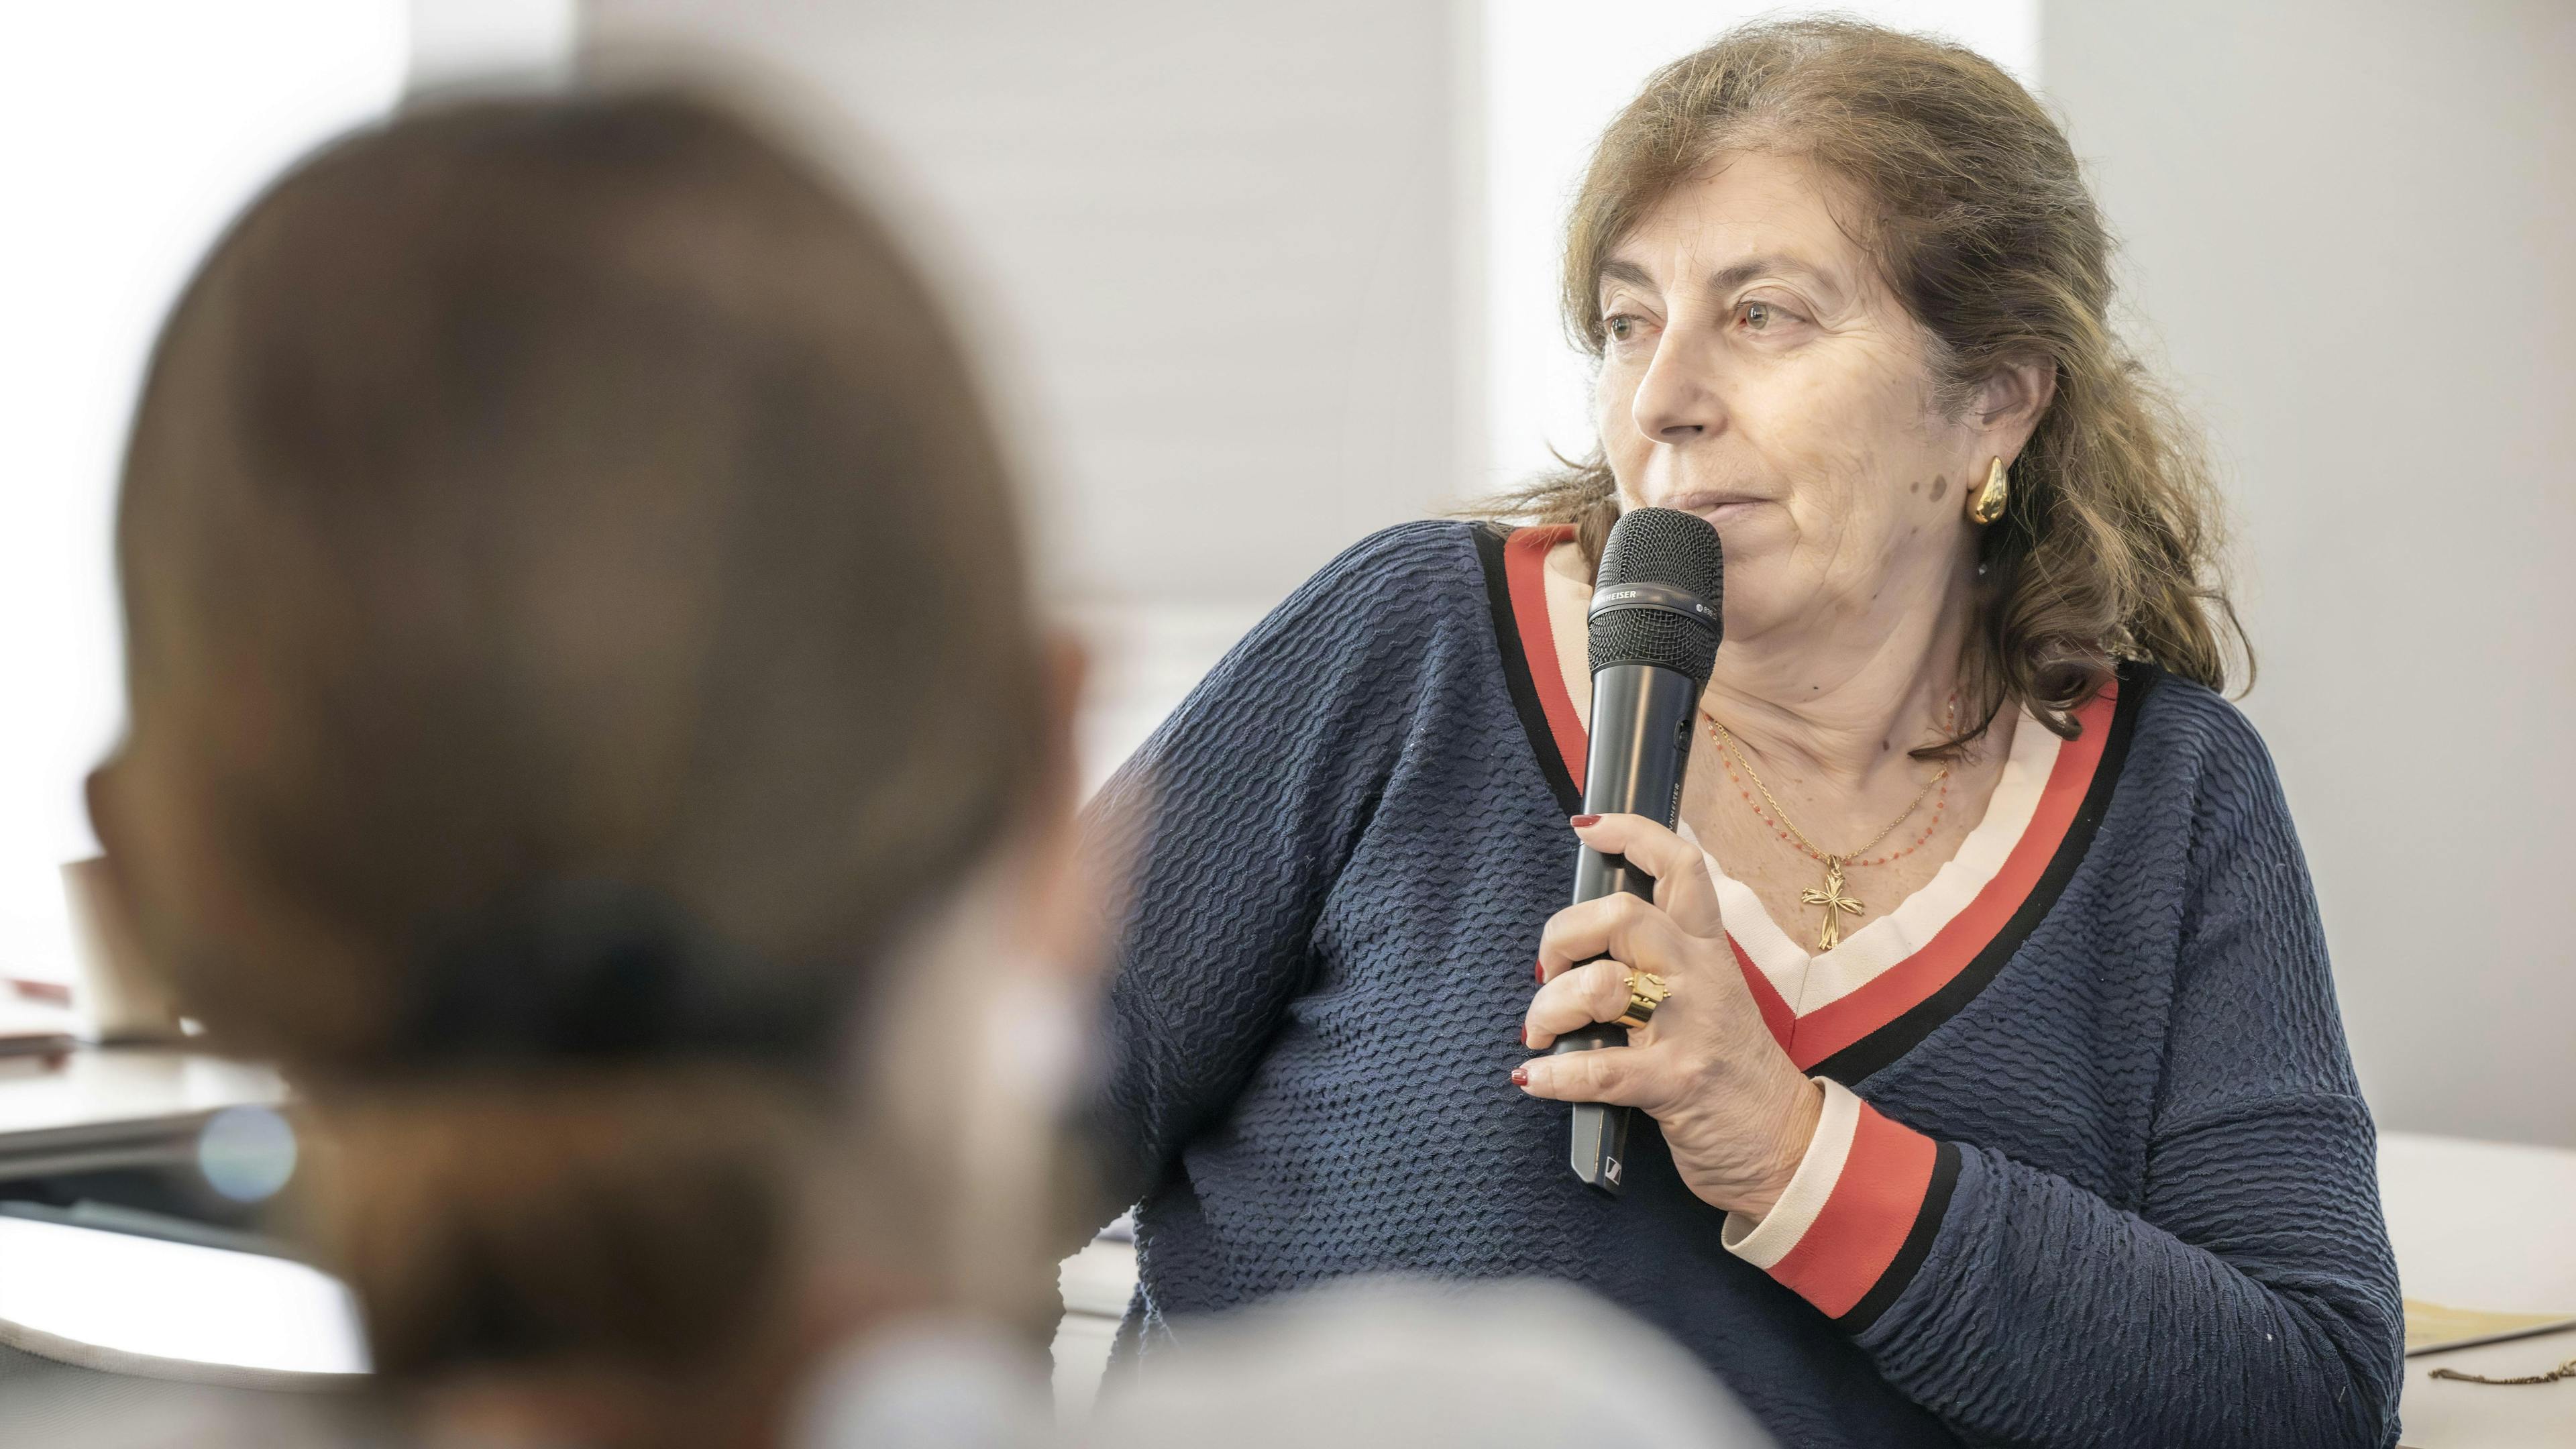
[1968,455,2010,525]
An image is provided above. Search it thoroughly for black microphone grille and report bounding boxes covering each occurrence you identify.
[1588,507,1724,681]
[1596,506,1724,600]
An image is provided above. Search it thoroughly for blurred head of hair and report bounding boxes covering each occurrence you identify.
[93,83,1083,1430]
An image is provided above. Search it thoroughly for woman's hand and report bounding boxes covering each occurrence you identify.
[1517,814,1823,1218]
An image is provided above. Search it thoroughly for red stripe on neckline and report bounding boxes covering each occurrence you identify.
[1782,686,2116,1070]
[1503,525,1587,794]
[1733,937,1797,1051]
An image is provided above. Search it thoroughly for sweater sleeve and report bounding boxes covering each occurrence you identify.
[1077,522,1468,1214]
[1731,698,2404,1448]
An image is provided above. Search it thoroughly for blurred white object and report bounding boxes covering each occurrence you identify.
[791,1323,1054,1449]
[1051,1237,1760,1442]
[60,859,182,1046]
[837,1277,1768,1449]
[1082,1278,1771,1448]
[0,1215,366,1379]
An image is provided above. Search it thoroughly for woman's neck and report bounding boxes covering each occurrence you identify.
[1701,571,1974,790]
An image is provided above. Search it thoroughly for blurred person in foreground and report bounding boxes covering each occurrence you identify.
[68,87,1765,1449]
[1087,19,2401,1449]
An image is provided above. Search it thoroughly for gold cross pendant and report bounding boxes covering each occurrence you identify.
[1799,857,1866,953]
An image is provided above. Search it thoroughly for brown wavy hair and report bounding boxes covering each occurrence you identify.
[1472,17,2248,749]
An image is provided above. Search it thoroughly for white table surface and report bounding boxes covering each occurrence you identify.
[2381,1131,2576,1448]
[0,1214,366,1376]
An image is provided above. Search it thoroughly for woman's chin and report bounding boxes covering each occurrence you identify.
[1699,526,1786,592]
[1704,560,1806,644]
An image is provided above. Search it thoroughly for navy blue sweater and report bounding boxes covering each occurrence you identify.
[1089,521,2402,1448]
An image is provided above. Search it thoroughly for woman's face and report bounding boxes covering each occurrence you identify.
[1592,152,2031,649]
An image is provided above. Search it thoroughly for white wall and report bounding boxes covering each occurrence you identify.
[582,0,1478,784]
[409,0,576,91]
[0,3,409,983]
[2043,0,2576,1146]
[582,2,2049,782]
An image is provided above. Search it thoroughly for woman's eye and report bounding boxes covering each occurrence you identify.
[1605,313,1639,342]
[1737,299,1803,334]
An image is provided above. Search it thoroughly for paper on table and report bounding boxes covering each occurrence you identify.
[2406,1299,2576,1356]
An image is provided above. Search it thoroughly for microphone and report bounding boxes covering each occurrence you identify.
[1554,506,1723,1195]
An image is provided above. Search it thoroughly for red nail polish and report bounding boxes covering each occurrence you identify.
[1569,814,1601,828]
[1510,1066,1531,1087]
[1534,959,1546,983]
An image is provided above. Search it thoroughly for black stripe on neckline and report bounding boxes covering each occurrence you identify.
[1473,524,1583,815]
[1835,1138,1963,1336]
[1807,663,2161,1086]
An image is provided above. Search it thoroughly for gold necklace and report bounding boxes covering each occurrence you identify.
[1703,703,1955,953]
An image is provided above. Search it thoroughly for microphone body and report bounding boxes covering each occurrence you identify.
[1550,510,1723,1195]
[1555,664,1699,1189]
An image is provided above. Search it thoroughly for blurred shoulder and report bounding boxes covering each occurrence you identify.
[1089,1278,1771,1449]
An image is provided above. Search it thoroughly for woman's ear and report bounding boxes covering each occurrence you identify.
[1975,356,2058,457]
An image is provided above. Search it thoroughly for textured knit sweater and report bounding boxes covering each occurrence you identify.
[1087,521,2403,1449]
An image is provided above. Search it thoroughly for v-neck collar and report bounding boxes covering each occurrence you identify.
[1690,701,2061,1015]
[1473,521,2149,1082]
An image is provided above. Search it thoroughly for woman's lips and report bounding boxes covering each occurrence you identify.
[1662,492,1770,525]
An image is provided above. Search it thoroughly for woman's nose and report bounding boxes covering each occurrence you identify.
[1629,334,1727,443]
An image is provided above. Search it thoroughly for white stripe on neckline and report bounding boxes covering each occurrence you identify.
[1687,708,2061,1020]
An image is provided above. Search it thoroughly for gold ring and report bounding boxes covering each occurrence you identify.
[1615,969,1671,1030]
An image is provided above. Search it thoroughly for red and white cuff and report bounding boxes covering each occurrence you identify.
[1721,1078,1960,1331]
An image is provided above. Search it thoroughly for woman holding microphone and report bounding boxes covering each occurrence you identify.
[1091,19,2400,1448]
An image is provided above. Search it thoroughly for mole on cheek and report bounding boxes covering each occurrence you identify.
[1929,476,1949,502]
[1909,480,1921,494]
